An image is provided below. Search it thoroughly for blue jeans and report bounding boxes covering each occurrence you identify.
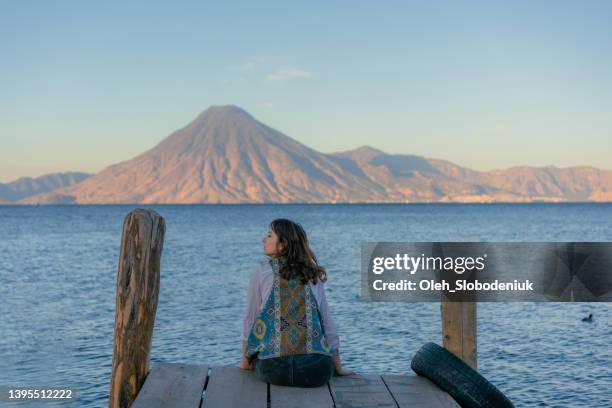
[254,353,334,387]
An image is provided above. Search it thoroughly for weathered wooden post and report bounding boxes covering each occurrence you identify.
[109,209,166,408]
[441,301,477,368]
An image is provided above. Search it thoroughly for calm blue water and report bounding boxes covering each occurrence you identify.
[0,204,611,407]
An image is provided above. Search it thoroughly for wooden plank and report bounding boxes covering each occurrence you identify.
[203,366,267,408]
[329,374,397,408]
[441,301,477,368]
[270,382,334,408]
[109,209,166,408]
[382,375,460,408]
[131,363,208,408]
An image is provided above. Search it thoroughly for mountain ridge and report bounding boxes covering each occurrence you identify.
[7,105,612,204]
[0,172,92,202]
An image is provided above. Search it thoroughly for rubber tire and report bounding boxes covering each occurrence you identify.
[411,342,514,408]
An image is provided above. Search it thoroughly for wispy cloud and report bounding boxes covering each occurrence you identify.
[266,67,312,81]
[256,101,275,108]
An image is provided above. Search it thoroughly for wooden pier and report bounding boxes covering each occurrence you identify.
[129,363,459,407]
[109,209,474,408]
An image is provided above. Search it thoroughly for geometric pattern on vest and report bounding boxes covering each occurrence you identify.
[246,257,333,361]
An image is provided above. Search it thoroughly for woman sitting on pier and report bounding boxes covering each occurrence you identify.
[240,218,354,387]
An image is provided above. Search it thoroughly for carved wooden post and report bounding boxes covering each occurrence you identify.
[109,209,165,408]
[441,301,477,368]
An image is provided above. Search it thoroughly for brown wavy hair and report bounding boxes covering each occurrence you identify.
[270,218,327,284]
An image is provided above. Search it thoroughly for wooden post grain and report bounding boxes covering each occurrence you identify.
[441,301,477,369]
[109,209,165,408]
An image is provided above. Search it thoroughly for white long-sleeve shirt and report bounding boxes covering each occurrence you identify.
[242,258,340,351]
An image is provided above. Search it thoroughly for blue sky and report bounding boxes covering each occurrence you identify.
[1,1,611,182]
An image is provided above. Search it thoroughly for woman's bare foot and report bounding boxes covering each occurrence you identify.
[335,367,356,376]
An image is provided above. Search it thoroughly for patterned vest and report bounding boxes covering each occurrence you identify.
[246,258,333,361]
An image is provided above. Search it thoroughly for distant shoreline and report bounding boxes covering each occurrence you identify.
[1,201,611,206]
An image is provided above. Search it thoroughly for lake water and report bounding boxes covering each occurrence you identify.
[1,204,611,407]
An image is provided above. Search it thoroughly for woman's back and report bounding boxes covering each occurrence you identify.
[245,258,334,361]
[242,258,339,353]
[239,218,354,386]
